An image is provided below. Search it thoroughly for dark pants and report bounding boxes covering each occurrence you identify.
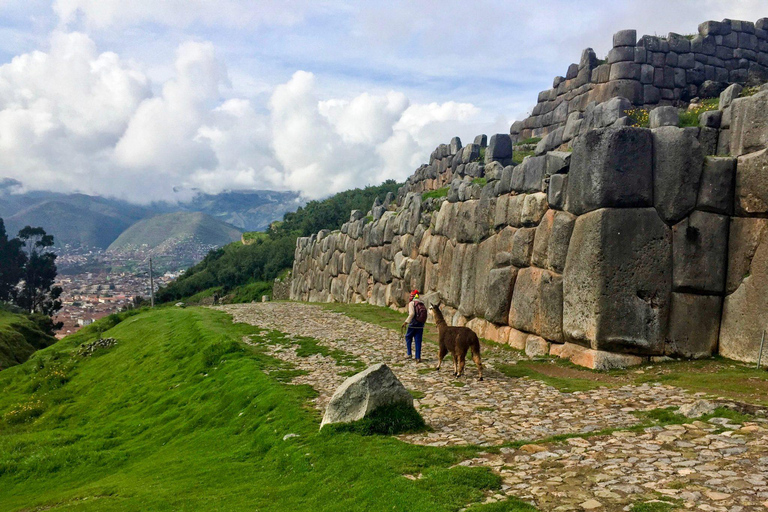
[405,324,424,359]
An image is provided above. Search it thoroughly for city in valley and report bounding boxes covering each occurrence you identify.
[53,249,180,338]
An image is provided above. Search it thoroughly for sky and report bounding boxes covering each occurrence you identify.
[0,1,765,202]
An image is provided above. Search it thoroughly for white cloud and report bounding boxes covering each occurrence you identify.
[270,71,509,199]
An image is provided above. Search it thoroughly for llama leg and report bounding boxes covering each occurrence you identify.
[436,345,447,371]
[472,351,484,381]
[457,353,466,377]
[452,353,458,376]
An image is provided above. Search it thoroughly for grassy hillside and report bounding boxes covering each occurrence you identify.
[0,307,532,511]
[0,310,56,370]
[107,212,242,253]
[157,180,401,303]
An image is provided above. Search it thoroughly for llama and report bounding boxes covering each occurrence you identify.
[430,303,483,380]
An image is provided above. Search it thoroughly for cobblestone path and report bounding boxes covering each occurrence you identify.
[217,303,768,511]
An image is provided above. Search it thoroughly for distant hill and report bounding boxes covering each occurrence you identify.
[107,212,242,271]
[0,188,302,250]
[4,195,150,249]
[157,190,302,232]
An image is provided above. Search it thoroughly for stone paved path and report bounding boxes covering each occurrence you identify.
[217,303,768,511]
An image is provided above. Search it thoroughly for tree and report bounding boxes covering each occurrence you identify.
[14,226,62,316]
[0,218,26,302]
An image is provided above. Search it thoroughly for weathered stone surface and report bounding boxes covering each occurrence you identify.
[672,211,729,294]
[320,363,413,428]
[521,193,549,226]
[548,211,576,273]
[486,134,513,163]
[665,293,722,358]
[613,29,637,47]
[458,244,477,317]
[509,227,535,267]
[735,148,768,215]
[678,399,717,418]
[730,90,768,156]
[472,236,496,318]
[700,109,722,128]
[649,106,679,128]
[719,83,742,110]
[652,126,704,224]
[531,209,555,268]
[548,173,567,210]
[720,223,768,362]
[563,208,671,355]
[525,335,550,358]
[555,342,645,370]
[698,157,736,215]
[509,267,563,342]
[565,127,653,215]
[485,266,518,325]
[726,217,768,295]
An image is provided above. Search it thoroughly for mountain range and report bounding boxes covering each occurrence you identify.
[0,187,302,251]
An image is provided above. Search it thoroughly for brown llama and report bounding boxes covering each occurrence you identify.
[430,303,483,380]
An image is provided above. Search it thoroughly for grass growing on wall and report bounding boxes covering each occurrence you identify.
[422,187,449,200]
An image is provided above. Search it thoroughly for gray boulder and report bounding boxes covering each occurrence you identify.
[565,127,653,215]
[719,83,743,110]
[486,134,513,163]
[563,208,671,355]
[652,126,704,224]
[320,363,414,429]
[678,400,717,418]
[649,106,679,128]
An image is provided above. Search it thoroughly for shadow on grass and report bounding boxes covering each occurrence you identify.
[321,403,428,436]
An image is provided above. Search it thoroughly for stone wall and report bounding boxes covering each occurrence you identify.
[511,18,768,144]
[290,28,768,368]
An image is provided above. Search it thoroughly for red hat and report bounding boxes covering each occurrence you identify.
[410,289,419,298]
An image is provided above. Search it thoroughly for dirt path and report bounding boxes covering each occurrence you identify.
[217,303,768,511]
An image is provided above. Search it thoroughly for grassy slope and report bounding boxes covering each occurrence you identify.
[107,212,241,252]
[0,311,55,370]
[0,307,534,512]
[320,302,768,404]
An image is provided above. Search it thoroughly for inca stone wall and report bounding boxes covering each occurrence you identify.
[511,18,768,147]
[290,20,768,369]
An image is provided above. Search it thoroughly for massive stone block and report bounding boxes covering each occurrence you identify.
[671,211,729,294]
[665,293,722,358]
[565,127,653,215]
[730,90,768,156]
[725,217,768,294]
[485,266,518,325]
[652,126,704,224]
[509,227,535,267]
[563,208,672,355]
[485,134,513,163]
[458,244,477,317]
[531,209,555,268]
[697,156,736,215]
[735,148,768,215]
[720,223,768,362]
[473,236,496,318]
[509,267,563,342]
[548,211,576,273]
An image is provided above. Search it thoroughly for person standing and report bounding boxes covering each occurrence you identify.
[402,290,427,362]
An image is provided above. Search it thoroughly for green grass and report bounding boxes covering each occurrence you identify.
[322,402,427,436]
[515,137,542,146]
[512,150,534,165]
[227,281,273,303]
[472,178,487,187]
[422,187,449,200]
[0,310,56,371]
[495,362,608,393]
[241,231,268,244]
[0,307,524,511]
[477,147,486,162]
